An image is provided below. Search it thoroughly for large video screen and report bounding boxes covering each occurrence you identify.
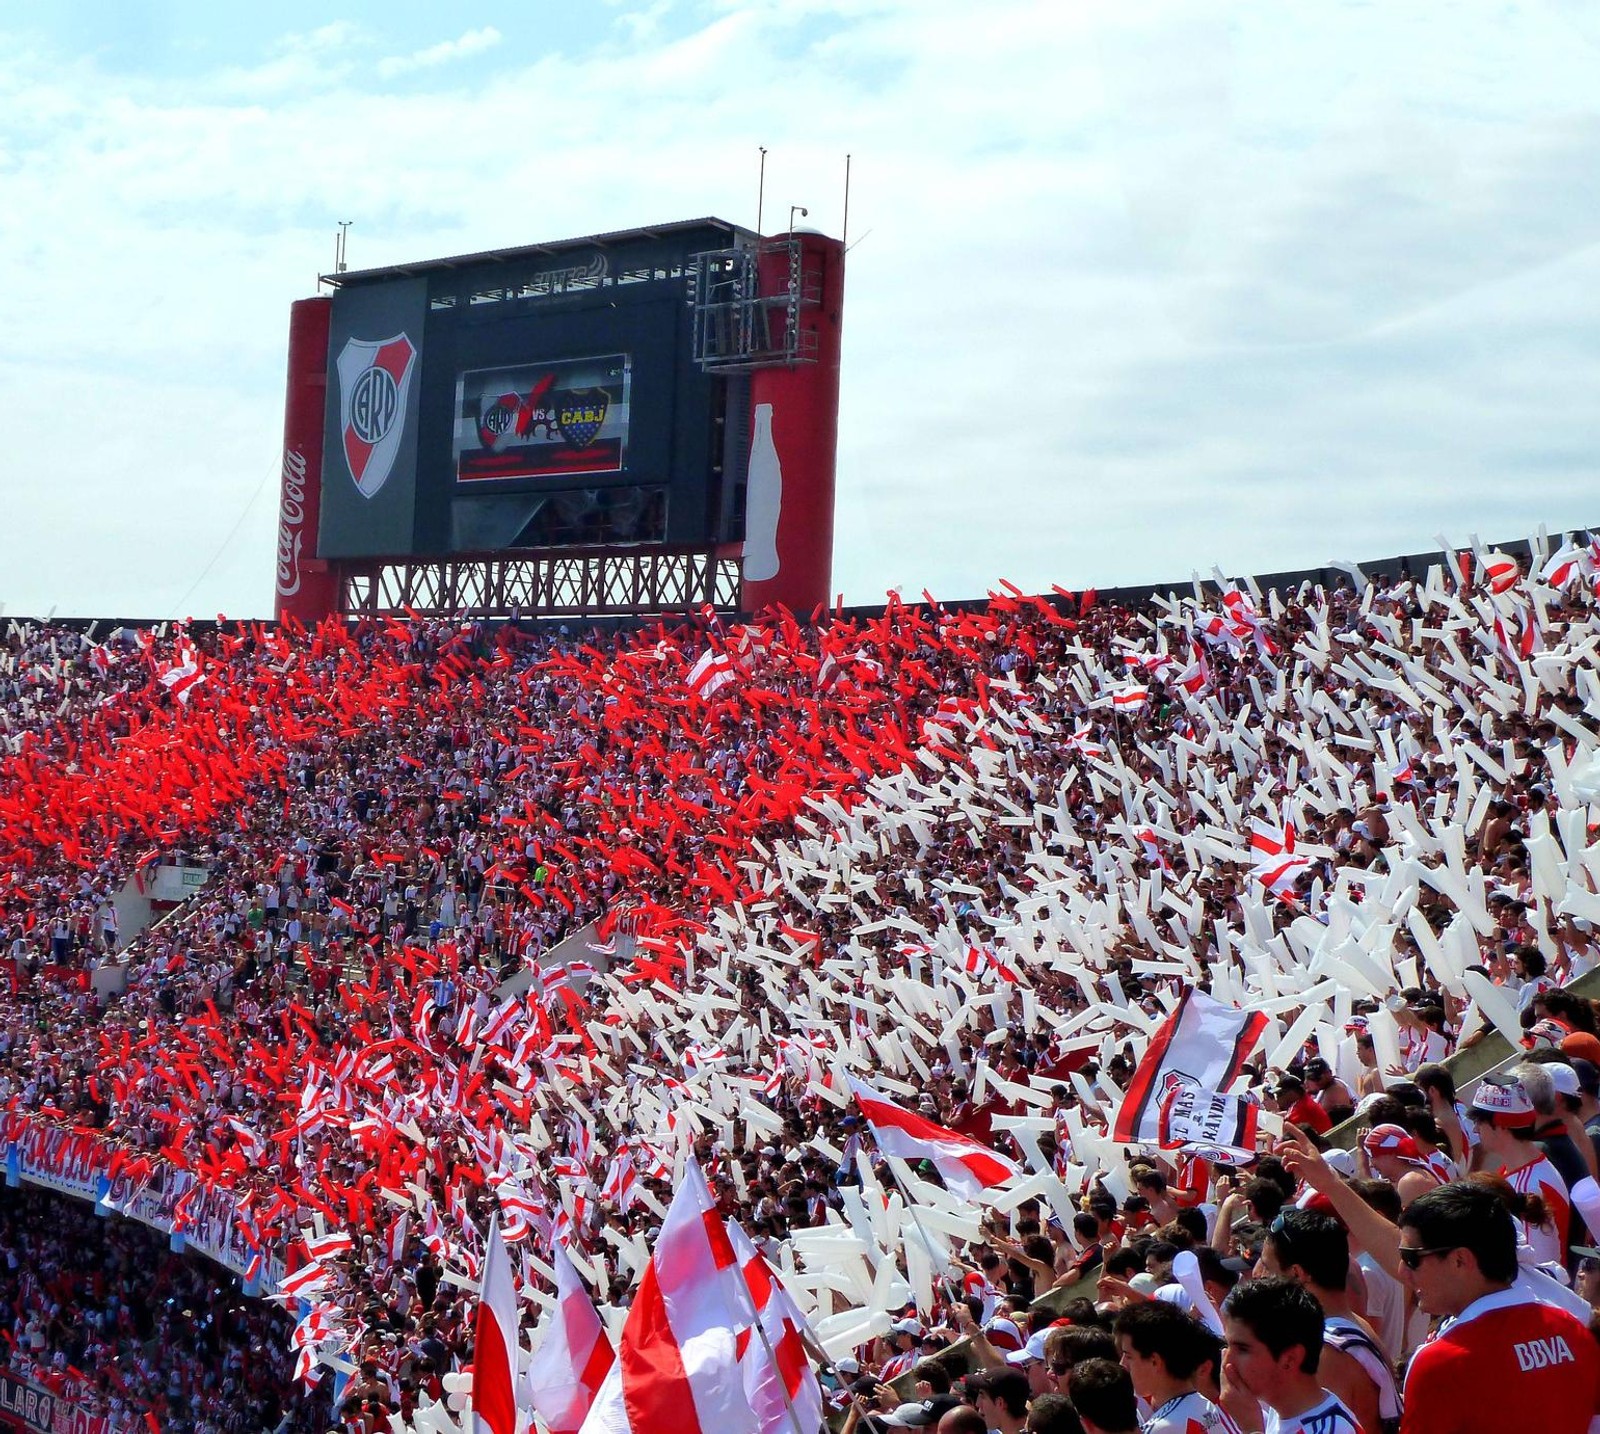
[316,222,746,562]
[455,355,631,483]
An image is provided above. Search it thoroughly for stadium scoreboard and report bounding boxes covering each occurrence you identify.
[275,218,845,622]
[318,223,734,558]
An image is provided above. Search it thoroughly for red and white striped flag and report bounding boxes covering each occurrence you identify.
[685,649,737,701]
[1541,542,1585,589]
[1137,829,1170,873]
[683,1043,729,1076]
[727,1221,824,1434]
[845,1074,1020,1202]
[480,998,523,1051]
[1122,650,1174,677]
[1156,1074,1261,1166]
[600,1147,638,1214]
[524,1241,616,1434]
[962,945,1018,985]
[1481,550,1521,594]
[1249,808,1310,900]
[473,1216,522,1434]
[1174,635,1210,695]
[1113,988,1269,1145]
[579,1163,759,1434]
[1221,588,1280,656]
[158,641,206,704]
[228,1118,266,1164]
[1062,726,1106,758]
[278,1259,331,1301]
[384,1211,410,1267]
[303,1230,354,1262]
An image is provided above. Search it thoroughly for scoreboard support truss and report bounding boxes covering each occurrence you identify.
[337,546,743,619]
[275,218,842,626]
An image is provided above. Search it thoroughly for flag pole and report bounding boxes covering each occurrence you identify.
[711,1196,809,1434]
[881,1155,963,1318]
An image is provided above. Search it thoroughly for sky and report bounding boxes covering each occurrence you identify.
[3,1,1600,618]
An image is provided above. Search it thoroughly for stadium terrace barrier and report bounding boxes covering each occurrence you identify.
[0,1366,133,1434]
[0,1117,287,1295]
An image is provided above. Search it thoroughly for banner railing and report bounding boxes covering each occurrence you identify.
[0,1366,136,1434]
[1,1116,287,1296]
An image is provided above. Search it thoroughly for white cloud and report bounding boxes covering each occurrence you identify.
[0,2,1597,617]
[205,21,368,98]
[279,21,366,55]
[377,26,502,79]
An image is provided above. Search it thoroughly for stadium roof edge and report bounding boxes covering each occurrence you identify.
[320,217,759,288]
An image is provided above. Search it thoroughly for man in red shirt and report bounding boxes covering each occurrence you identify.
[1398,1180,1600,1434]
[1274,1074,1332,1136]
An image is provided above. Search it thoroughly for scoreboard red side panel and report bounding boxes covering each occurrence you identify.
[741,233,845,617]
[274,296,341,625]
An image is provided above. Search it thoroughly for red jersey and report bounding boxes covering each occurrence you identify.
[1287,1096,1333,1135]
[1174,1152,1212,1207]
[1401,1286,1600,1434]
[879,1350,917,1382]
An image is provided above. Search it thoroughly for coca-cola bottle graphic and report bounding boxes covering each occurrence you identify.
[743,402,782,582]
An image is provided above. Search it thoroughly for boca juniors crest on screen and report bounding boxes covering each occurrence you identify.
[454,355,631,483]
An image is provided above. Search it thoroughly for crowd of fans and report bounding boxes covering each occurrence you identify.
[0,1188,326,1434]
[0,538,1594,1431]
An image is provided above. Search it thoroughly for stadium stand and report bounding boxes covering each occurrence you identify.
[0,537,1599,1430]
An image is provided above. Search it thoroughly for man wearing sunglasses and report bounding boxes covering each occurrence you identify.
[1575,1247,1600,1316]
[1278,1125,1600,1432]
[1397,1181,1600,1434]
[1044,1325,1118,1396]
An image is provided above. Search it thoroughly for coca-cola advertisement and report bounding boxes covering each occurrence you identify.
[274,296,339,624]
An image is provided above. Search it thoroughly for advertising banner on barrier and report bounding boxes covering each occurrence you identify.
[13,1126,108,1203]
[6,1120,286,1294]
[101,1166,170,1232]
[0,1367,129,1434]
[0,1372,58,1434]
[174,1175,286,1288]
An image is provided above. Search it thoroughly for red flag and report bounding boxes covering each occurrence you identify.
[1113,987,1270,1145]
[846,1074,1020,1201]
[472,1217,520,1434]
[523,1241,615,1434]
[581,1163,758,1434]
